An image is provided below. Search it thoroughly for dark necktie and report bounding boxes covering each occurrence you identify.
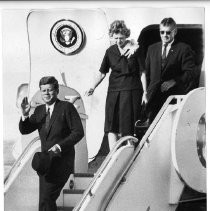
[45,108,50,131]
[161,43,168,69]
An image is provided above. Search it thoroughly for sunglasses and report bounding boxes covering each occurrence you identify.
[160,28,175,35]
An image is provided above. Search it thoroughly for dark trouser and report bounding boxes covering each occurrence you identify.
[39,176,66,211]
[147,91,169,123]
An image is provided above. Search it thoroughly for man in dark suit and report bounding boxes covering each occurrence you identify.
[19,76,84,211]
[145,17,196,122]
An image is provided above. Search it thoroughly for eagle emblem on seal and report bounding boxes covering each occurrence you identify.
[50,19,85,55]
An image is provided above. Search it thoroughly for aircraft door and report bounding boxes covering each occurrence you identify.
[27,9,110,159]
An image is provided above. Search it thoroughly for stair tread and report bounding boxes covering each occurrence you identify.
[63,207,74,211]
[57,207,74,211]
[179,186,206,202]
[63,189,85,194]
[88,156,106,174]
[74,173,94,178]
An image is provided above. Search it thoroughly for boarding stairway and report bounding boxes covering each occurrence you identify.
[58,135,138,211]
[4,88,206,211]
[60,88,206,211]
[55,173,93,211]
[60,173,94,211]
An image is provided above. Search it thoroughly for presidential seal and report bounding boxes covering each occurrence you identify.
[50,19,85,55]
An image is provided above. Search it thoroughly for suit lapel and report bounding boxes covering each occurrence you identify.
[156,42,162,77]
[46,99,61,137]
[40,104,47,120]
[37,105,48,140]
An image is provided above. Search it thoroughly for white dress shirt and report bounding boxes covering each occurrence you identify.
[45,102,61,152]
[46,101,55,118]
[162,39,174,57]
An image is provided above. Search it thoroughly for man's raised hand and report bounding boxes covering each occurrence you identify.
[21,97,31,117]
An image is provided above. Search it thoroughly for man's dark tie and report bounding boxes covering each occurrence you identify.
[161,43,168,69]
[45,108,50,131]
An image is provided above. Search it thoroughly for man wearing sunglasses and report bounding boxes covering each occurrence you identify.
[145,17,196,122]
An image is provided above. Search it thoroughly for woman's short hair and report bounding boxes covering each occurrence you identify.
[39,76,59,90]
[109,20,130,38]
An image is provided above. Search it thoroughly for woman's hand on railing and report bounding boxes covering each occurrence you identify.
[85,88,95,96]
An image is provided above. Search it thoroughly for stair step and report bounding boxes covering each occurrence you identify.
[179,186,206,202]
[63,189,85,207]
[57,206,74,211]
[63,207,74,211]
[88,156,106,174]
[71,173,94,190]
[74,173,94,177]
[64,189,85,194]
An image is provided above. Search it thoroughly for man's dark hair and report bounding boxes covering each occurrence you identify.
[160,17,177,28]
[39,76,59,90]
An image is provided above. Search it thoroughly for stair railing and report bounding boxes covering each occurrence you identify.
[74,135,139,210]
[4,136,41,192]
[101,95,184,211]
[74,95,183,211]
